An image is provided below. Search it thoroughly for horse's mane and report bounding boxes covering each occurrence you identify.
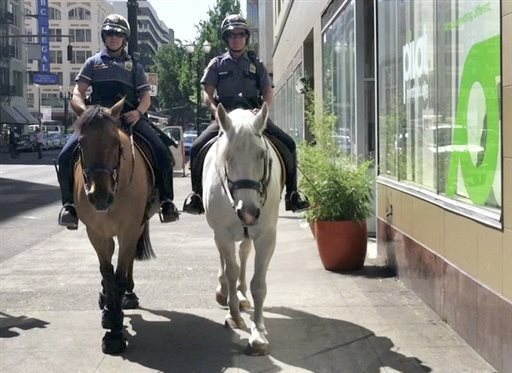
[218,110,261,165]
[74,105,116,133]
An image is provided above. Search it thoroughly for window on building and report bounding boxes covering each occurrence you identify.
[49,29,62,42]
[377,0,501,214]
[50,50,63,64]
[70,29,91,43]
[322,0,355,155]
[28,93,34,108]
[71,50,92,64]
[48,7,61,20]
[13,71,23,97]
[68,7,91,20]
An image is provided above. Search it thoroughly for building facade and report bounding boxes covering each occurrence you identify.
[110,0,172,70]
[24,0,112,127]
[270,1,511,371]
[0,0,38,133]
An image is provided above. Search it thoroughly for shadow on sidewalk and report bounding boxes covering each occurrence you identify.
[0,178,60,222]
[0,312,49,338]
[121,307,431,372]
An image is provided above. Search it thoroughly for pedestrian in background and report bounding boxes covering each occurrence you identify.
[35,127,44,159]
[8,126,19,159]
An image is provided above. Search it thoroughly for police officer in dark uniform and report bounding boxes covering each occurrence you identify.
[183,14,309,214]
[57,14,179,229]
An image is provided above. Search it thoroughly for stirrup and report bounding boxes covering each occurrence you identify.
[159,200,179,223]
[58,203,78,230]
[285,191,310,213]
[183,193,204,215]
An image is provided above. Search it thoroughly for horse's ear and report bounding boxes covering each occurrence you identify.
[253,102,269,134]
[109,97,126,118]
[216,103,232,133]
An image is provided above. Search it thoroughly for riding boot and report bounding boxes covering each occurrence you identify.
[269,137,310,213]
[57,171,78,230]
[183,155,204,214]
[158,170,179,223]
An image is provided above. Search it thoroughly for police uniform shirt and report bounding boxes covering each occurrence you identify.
[76,48,150,111]
[201,51,271,102]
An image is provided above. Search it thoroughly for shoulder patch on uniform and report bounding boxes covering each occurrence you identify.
[206,58,217,69]
[249,63,257,74]
[124,61,133,71]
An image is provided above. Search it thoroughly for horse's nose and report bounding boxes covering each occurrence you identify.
[236,206,260,226]
[89,191,114,212]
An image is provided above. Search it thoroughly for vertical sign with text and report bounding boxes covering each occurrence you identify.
[38,0,50,73]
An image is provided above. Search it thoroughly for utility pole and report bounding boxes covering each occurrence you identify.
[127,0,138,58]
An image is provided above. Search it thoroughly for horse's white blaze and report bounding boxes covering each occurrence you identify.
[203,103,280,355]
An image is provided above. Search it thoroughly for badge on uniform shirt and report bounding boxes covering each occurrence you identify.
[249,63,257,74]
[125,61,133,71]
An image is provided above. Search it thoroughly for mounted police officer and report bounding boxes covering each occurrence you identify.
[183,14,309,214]
[57,14,179,229]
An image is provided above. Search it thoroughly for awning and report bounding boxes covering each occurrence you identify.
[13,105,39,124]
[0,103,27,124]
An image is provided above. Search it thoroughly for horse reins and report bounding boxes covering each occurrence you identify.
[218,135,273,210]
[78,107,126,195]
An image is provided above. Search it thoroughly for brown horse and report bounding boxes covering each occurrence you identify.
[72,98,158,354]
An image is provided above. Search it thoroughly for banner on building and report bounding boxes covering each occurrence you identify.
[37,0,50,73]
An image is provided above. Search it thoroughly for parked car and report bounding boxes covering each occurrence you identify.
[183,131,197,156]
[17,134,35,152]
[49,134,63,148]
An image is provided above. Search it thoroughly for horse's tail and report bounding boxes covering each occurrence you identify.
[135,221,156,260]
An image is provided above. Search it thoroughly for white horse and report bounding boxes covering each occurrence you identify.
[203,103,283,355]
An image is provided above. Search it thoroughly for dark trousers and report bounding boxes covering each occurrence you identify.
[189,118,298,197]
[57,118,174,205]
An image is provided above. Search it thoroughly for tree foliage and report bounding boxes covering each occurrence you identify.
[154,0,241,121]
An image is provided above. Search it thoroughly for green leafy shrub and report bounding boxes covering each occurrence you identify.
[298,102,373,222]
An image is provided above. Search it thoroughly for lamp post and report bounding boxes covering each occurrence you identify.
[60,87,71,134]
[35,83,41,126]
[185,41,211,135]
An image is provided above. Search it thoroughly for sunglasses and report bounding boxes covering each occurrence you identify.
[227,32,247,39]
[104,30,124,38]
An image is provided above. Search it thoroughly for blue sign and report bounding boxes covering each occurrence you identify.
[33,73,58,85]
[38,0,50,73]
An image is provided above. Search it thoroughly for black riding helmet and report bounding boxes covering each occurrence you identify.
[221,14,250,42]
[101,14,130,42]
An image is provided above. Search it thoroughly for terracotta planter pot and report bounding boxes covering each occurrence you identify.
[314,220,367,271]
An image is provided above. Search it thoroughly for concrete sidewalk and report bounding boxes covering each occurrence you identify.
[0,184,496,372]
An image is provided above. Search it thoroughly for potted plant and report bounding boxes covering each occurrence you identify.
[298,103,373,271]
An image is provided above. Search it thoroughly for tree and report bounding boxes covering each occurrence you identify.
[154,0,242,123]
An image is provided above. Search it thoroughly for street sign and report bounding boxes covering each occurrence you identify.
[146,72,158,96]
[41,106,52,121]
[33,73,58,85]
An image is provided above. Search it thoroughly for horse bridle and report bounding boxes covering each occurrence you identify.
[220,136,273,209]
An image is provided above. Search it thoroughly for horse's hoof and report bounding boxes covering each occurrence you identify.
[224,315,246,330]
[98,291,106,310]
[245,341,270,356]
[239,299,251,311]
[122,292,139,309]
[216,292,228,307]
[101,331,126,355]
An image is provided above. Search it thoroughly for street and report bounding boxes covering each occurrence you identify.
[0,150,496,372]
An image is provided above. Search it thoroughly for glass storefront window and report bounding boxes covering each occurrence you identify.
[377,0,501,213]
[323,0,355,155]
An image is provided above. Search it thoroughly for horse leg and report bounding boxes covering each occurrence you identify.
[237,239,252,311]
[122,261,139,309]
[215,254,228,307]
[215,235,246,330]
[246,233,276,356]
[87,230,126,354]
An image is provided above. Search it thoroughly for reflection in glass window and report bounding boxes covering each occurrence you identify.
[322,0,355,155]
[68,7,91,20]
[377,0,501,211]
[273,64,304,141]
